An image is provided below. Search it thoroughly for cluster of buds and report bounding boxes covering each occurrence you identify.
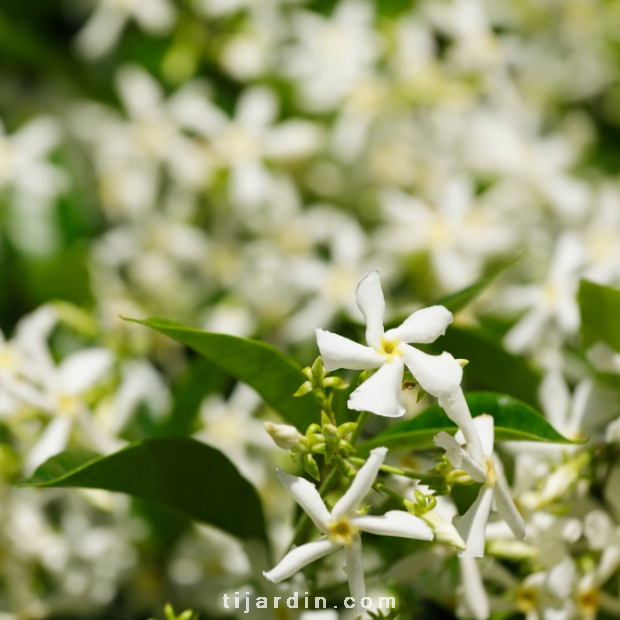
[293,356,349,416]
[264,416,357,481]
[424,454,478,496]
[264,357,357,480]
[405,489,465,550]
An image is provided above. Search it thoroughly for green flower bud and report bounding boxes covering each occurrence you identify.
[323,376,349,390]
[293,381,313,397]
[304,454,320,481]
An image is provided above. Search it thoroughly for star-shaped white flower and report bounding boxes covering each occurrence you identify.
[263,447,433,599]
[316,269,463,417]
[434,414,526,557]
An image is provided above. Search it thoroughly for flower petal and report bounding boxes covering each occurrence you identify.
[494,477,526,541]
[332,447,387,519]
[351,511,433,541]
[347,357,405,418]
[276,469,331,534]
[59,348,114,395]
[385,305,453,344]
[454,484,494,557]
[316,329,383,372]
[458,556,490,620]
[356,270,385,348]
[434,432,487,483]
[503,308,548,354]
[473,414,494,457]
[401,345,462,398]
[345,533,366,601]
[25,416,73,474]
[263,538,338,583]
[437,389,486,467]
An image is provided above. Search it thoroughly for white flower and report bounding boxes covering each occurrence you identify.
[503,232,584,354]
[316,269,463,417]
[194,384,273,487]
[75,0,176,60]
[434,414,526,557]
[263,447,433,599]
[25,347,119,473]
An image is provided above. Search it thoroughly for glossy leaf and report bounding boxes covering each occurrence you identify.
[125,317,320,431]
[17,438,267,541]
[432,326,540,408]
[579,280,620,351]
[357,392,581,454]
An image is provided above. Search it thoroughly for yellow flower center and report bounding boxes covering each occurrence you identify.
[578,589,598,619]
[515,586,537,613]
[329,517,357,546]
[377,337,403,362]
[58,394,80,418]
[486,457,498,486]
[0,346,17,370]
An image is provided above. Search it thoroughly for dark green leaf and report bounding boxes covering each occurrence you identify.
[17,438,267,542]
[432,326,540,408]
[357,392,581,454]
[125,317,320,431]
[579,280,620,351]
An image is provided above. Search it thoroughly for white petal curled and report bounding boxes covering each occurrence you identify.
[356,270,385,348]
[263,538,339,583]
[401,345,462,398]
[347,358,405,418]
[434,432,487,483]
[276,469,331,534]
[384,305,453,344]
[316,329,383,372]
[438,389,486,467]
[351,511,433,541]
[454,484,494,557]
[345,533,366,602]
[494,477,526,541]
[332,447,387,519]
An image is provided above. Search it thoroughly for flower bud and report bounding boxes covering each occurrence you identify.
[304,453,320,481]
[264,422,304,451]
[293,381,313,397]
[421,511,466,550]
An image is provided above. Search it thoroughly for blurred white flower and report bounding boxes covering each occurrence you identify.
[377,177,515,292]
[194,383,272,487]
[75,0,176,59]
[282,0,381,112]
[503,232,584,354]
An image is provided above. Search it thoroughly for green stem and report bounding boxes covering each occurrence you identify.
[348,457,431,481]
[374,481,408,507]
[349,410,370,446]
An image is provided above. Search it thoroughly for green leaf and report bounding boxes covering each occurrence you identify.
[357,392,582,454]
[17,438,267,542]
[432,326,540,408]
[125,317,320,431]
[433,254,523,315]
[579,280,620,351]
